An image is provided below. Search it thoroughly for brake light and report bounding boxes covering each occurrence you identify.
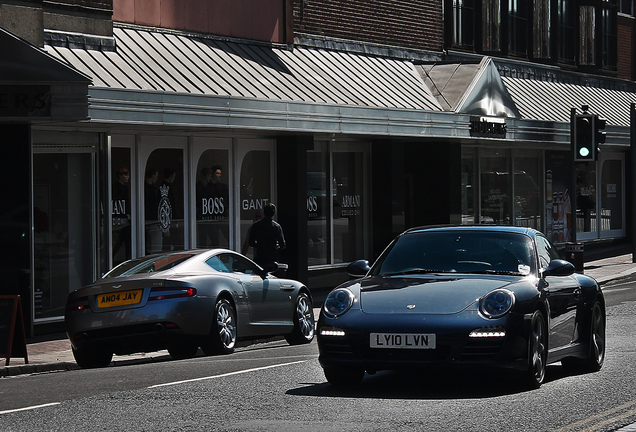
[66,296,90,313]
[149,287,197,301]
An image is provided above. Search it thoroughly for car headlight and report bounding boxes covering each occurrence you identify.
[323,288,355,318]
[480,289,515,319]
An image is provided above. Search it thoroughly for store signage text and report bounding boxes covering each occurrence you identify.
[242,198,269,211]
[0,85,51,117]
[470,116,507,138]
[341,194,361,217]
[202,197,226,218]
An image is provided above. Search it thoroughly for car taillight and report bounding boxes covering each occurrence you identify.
[66,296,90,313]
[148,287,197,301]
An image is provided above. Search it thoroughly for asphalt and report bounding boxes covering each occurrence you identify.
[2,252,636,378]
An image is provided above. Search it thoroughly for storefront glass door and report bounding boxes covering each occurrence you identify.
[33,137,98,321]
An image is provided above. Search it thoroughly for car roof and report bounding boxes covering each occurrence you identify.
[403,225,538,239]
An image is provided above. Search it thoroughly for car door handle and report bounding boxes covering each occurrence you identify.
[281,284,295,291]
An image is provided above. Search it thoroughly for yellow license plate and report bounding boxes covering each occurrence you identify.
[97,290,142,308]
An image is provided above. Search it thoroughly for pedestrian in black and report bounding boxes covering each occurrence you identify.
[248,203,286,270]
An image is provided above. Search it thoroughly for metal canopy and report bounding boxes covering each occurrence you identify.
[417,57,521,118]
[46,26,441,112]
[0,27,90,121]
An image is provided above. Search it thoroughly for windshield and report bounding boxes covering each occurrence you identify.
[104,253,197,278]
[370,231,535,276]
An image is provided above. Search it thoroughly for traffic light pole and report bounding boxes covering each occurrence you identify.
[631,103,636,263]
[571,107,577,243]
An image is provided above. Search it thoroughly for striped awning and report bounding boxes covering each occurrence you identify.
[45,26,442,112]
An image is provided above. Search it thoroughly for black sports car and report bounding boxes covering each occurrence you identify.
[66,249,315,368]
[317,226,605,388]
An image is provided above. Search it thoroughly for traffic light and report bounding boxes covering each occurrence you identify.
[574,114,595,162]
[594,115,607,147]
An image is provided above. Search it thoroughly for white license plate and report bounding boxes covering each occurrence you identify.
[370,333,436,349]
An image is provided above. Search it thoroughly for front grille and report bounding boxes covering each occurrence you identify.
[460,338,505,360]
[360,345,452,362]
[319,337,355,359]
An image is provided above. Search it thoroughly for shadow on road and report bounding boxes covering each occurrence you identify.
[288,364,571,399]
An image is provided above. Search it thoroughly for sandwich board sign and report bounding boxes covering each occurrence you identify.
[0,295,28,366]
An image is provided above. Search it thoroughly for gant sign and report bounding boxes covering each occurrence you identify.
[0,85,51,117]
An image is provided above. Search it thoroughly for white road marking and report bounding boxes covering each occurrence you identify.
[0,402,61,415]
[147,360,307,389]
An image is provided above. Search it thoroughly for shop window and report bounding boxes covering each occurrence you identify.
[545,151,572,243]
[307,144,330,266]
[480,150,510,225]
[307,142,367,266]
[461,152,476,224]
[195,149,230,249]
[239,150,271,260]
[333,150,364,263]
[111,147,132,266]
[33,146,97,321]
[533,0,552,59]
[513,153,542,229]
[600,159,622,231]
[576,163,598,235]
[144,149,184,254]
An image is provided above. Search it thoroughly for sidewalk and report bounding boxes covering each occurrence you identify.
[2,253,635,377]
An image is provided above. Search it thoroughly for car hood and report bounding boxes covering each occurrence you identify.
[358,275,521,314]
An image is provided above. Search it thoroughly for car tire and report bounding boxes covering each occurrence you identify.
[168,342,199,360]
[562,301,606,373]
[284,292,315,345]
[525,310,547,389]
[323,366,364,386]
[201,298,236,355]
[72,345,113,369]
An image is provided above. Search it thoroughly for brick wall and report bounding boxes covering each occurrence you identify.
[293,0,443,53]
[617,15,634,81]
[113,0,289,43]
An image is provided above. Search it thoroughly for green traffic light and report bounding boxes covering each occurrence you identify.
[579,147,590,157]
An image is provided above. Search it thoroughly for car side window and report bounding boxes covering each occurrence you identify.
[214,253,258,275]
[205,255,231,273]
[535,235,560,270]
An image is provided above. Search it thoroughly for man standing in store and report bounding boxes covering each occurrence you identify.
[248,203,286,271]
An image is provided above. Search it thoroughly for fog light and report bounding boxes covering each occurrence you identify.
[469,327,506,338]
[320,326,346,337]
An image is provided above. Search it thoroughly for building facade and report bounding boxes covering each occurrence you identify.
[1,0,634,335]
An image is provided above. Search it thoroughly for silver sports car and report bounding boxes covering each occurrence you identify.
[65,249,315,368]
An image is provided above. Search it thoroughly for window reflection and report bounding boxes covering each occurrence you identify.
[601,159,622,231]
[144,149,184,254]
[240,150,271,259]
[307,145,329,266]
[112,148,131,265]
[196,150,230,248]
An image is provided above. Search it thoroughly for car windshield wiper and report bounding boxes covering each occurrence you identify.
[385,269,453,276]
[467,269,525,276]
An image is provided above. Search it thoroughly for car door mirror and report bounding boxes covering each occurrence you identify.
[347,260,370,277]
[542,259,575,277]
[260,262,280,276]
